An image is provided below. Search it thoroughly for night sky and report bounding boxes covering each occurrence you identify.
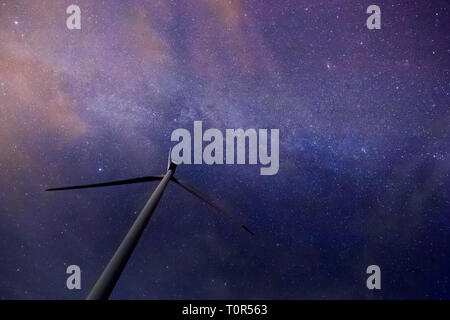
[0,0,449,299]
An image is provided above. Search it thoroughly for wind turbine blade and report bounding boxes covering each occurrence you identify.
[171,177,254,236]
[171,178,223,212]
[167,148,172,170]
[241,224,255,236]
[46,176,163,191]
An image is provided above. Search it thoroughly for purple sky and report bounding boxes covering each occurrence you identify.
[0,0,448,299]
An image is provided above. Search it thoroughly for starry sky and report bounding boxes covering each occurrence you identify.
[0,0,449,299]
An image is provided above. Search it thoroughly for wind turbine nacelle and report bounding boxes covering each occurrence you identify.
[168,161,179,171]
[167,149,181,171]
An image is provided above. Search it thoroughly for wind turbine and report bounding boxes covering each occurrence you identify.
[46,151,254,300]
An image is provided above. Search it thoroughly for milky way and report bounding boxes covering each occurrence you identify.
[0,0,449,299]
